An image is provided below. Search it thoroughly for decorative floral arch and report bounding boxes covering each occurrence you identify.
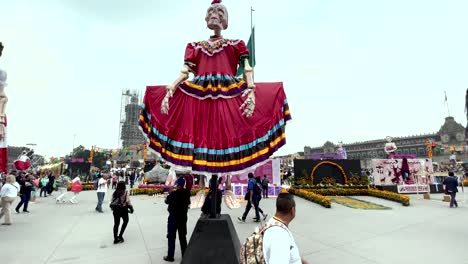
[310,161,348,184]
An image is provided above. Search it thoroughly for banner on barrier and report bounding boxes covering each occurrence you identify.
[397,184,429,193]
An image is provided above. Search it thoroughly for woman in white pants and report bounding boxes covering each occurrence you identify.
[0,175,19,225]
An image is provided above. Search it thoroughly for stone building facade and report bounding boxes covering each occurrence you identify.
[304,116,467,164]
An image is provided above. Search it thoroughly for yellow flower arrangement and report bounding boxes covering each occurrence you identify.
[130,188,165,196]
[290,187,410,207]
[310,161,348,184]
[289,188,332,208]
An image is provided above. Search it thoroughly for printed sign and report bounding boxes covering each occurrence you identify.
[397,184,429,193]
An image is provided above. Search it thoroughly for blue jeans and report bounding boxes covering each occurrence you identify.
[16,192,31,212]
[242,197,260,220]
[96,192,105,211]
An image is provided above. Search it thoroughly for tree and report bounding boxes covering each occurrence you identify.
[71,145,108,169]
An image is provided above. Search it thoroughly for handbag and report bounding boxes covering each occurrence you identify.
[244,192,250,201]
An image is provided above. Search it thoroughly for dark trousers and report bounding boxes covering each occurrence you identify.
[262,186,268,198]
[167,214,187,258]
[40,187,48,197]
[96,192,105,211]
[16,192,31,211]
[242,197,260,220]
[450,192,458,207]
[257,197,264,216]
[113,209,129,239]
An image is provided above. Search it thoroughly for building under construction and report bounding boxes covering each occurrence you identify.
[119,89,146,148]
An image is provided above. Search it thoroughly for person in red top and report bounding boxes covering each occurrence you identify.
[401,158,410,183]
[139,0,291,175]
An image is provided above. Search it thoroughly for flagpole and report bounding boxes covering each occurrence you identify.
[444,91,451,116]
[251,6,255,80]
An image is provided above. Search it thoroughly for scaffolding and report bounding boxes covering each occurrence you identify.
[118,89,146,148]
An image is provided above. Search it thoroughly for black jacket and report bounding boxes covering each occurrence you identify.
[443,176,458,193]
[165,189,191,217]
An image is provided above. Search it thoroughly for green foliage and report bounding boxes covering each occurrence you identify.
[71,145,108,169]
[348,173,370,186]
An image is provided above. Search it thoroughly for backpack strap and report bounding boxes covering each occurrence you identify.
[259,222,287,234]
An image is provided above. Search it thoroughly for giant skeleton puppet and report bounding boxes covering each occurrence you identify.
[465,89,468,142]
[384,136,397,157]
[0,42,8,173]
[139,0,290,208]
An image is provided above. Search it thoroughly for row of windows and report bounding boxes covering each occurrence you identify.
[348,147,428,159]
[343,137,433,151]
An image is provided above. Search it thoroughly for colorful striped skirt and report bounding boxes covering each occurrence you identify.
[139,82,290,174]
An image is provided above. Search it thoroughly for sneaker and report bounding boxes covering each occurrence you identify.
[253,218,261,223]
[23,210,30,213]
[15,208,19,213]
[263,214,268,221]
[113,239,120,244]
[118,236,124,243]
[237,217,245,223]
[163,256,175,262]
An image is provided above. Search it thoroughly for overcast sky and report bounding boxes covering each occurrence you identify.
[0,0,467,159]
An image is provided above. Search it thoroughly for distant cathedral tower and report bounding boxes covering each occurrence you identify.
[119,89,146,148]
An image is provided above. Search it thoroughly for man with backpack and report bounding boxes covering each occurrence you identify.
[238,173,260,223]
[240,193,310,264]
[262,174,270,198]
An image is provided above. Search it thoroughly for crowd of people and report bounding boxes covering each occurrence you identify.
[0,170,83,225]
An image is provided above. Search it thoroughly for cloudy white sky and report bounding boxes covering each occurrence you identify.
[0,0,467,159]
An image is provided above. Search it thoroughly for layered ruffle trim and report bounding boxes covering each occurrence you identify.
[138,101,291,174]
[179,73,247,99]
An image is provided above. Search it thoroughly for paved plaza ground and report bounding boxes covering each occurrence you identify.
[1,189,467,264]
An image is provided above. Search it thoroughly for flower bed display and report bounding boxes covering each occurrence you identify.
[289,188,332,208]
[137,184,174,189]
[67,184,94,192]
[290,187,410,207]
[131,187,164,196]
[367,189,410,206]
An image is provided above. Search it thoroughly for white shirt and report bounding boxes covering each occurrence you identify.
[97,178,107,193]
[72,177,80,183]
[0,182,20,198]
[263,218,301,264]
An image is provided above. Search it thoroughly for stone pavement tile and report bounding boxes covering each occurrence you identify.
[341,213,468,264]
[290,231,331,255]
[303,247,378,264]
[47,250,152,264]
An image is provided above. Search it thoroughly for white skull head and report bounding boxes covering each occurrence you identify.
[206,1,228,30]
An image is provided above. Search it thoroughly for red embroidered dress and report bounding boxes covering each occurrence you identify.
[140,38,291,174]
